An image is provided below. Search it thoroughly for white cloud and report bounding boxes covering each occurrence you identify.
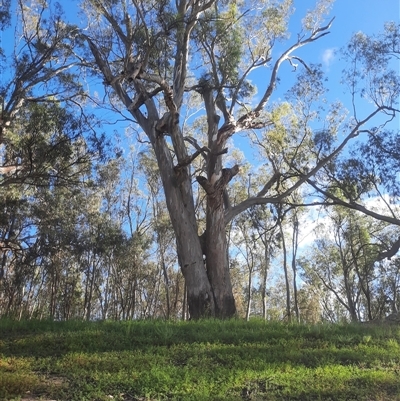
[322,48,336,69]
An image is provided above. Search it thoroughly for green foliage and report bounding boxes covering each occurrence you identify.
[302,0,334,32]
[215,3,244,85]
[0,0,10,60]
[0,0,10,29]
[342,23,400,106]
[2,101,92,188]
[262,0,293,40]
[1,319,400,400]
[357,130,400,198]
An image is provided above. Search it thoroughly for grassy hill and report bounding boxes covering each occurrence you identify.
[0,319,399,400]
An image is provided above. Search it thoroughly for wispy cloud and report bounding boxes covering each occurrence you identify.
[322,48,336,69]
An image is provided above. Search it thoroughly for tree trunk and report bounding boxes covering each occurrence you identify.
[280,223,291,322]
[135,107,215,319]
[344,271,359,322]
[182,281,188,321]
[86,32,237,319]
[161,256,171,319]
[292,216,300,322]
[204,189,236,318]
[198,86,237,318]
[261,239,270,321]
[245,266,252,321]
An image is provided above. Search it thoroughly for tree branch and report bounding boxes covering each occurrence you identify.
[235,18,334,129]
[174,147,210,171]
[307,178,400,227]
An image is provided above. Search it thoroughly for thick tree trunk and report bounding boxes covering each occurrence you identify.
[178,235,214,319]
[197,86,237,318]
[204,188,236,318]
[86,28,232,319]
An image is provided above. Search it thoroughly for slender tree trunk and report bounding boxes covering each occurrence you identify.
[291,216,300,322]
[102,263,111,320]
[85,257,98,321]
[49,265,60,320]
[130,279,137,320]
[24,274,35,319]
[261,242,270,321]
[391,277,398,313]
[182,281,188,321]
[339,243,359,322]
[161,256,171,319]
[352,251,373,321]
[280,223,291,322]
[344,274,359,322]
[245,267,253,321]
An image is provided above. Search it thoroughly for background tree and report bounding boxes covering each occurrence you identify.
[300,207,394,322]
[0,0,100,287]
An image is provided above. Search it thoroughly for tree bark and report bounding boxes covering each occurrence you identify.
[204,188,236,318]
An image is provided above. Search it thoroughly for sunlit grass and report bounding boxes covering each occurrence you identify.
[1,319,400,400]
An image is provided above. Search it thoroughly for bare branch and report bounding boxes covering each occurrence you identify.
[256,172,281,197]
[307,178,400,227]
[225,105,386,225]
[0,165,24,175]
[234,18,334,130]
[85,35,133,110]
[377,238,400,261]
[91,0,127,44]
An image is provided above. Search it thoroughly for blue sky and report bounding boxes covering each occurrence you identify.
[1,0,398,162]
[291,0,399,105]
[3,0,397,125]
[229,0,400,161]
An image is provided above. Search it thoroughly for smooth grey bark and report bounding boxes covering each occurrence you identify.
[261,244,270,321]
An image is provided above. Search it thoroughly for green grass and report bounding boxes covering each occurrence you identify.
[1,319,400,400]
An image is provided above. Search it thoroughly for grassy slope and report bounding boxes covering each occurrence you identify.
[0,319,399,401]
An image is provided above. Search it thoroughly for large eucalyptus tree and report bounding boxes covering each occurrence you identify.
[79,0,399,318]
